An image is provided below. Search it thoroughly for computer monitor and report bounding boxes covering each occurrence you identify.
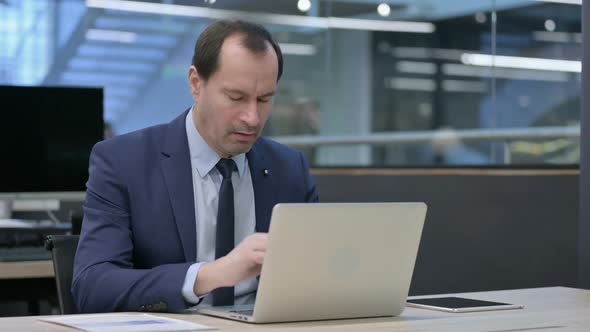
[0,85,103,199]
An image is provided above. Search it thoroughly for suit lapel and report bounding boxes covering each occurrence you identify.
[160,111,196,262]
[247,142,275,233]
[159,116,275,261]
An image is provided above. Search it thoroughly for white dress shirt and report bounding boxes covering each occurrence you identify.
[181,108,258,305]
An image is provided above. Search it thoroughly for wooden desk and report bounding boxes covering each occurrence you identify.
[0,260,56,315]
[0,287,588,331]
[0,261,54,279]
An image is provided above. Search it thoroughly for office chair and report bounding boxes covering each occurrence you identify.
[45,235,79,314]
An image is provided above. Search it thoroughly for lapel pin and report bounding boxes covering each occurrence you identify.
[263,169,269,176]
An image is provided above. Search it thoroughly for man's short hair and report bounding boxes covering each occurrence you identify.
[191,19,283,82]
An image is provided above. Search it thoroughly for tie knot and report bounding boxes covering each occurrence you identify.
[216,158,236,179]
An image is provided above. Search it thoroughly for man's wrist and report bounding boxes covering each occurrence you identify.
[182,262,204,304]
[194,258,232,295]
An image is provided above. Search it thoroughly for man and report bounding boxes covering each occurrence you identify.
[72,20,319,313]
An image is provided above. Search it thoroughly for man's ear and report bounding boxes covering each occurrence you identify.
[188,66,202,101]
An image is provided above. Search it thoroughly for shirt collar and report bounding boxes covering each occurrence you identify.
[185,106,247,179]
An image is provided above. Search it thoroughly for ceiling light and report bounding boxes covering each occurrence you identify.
[278,43,316,56]
[475,12,486,24]
[377,3,391,17]
[442,80,487,93]
[532,31,581,43]
[544,19,556,31]
[86,0,435,33]
[297,0,311,13]
[396,61,437,75]
[461,53,581,73]
[385,77,436,92]
[86,29,137,43]
[533,0,581,5]
[327,17,434,33]
[442,63,569,82]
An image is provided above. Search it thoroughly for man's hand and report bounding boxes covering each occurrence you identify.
[193,233,267,296]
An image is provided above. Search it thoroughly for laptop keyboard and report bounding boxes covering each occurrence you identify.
[230,309,254,316]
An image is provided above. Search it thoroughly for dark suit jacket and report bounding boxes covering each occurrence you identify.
[72,110,319,313]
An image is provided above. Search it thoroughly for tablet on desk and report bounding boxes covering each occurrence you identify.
[407,297,524,313]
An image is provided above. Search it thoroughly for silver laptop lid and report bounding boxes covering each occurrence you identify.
[252,202,427,323]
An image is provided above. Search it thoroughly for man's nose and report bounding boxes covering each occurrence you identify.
[240,101,260,129]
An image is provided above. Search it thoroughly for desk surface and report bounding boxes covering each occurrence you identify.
[0,260,54,279]
[0,287,588,331]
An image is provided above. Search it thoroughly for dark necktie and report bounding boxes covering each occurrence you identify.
[212,158,236,306]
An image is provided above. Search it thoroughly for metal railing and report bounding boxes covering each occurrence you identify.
[271,125,580,148]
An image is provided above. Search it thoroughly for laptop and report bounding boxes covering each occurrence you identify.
[193,202,427,323]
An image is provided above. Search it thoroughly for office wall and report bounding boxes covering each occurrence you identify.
[314,169,579,295]
[580,0,590,290]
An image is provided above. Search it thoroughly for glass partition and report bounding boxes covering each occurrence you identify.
[0,0,581,166]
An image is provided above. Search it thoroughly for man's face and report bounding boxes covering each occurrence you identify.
[189,34,278,158]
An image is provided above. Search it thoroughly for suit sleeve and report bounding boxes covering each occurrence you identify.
[71,142,192,313]
[298,151,319,203]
